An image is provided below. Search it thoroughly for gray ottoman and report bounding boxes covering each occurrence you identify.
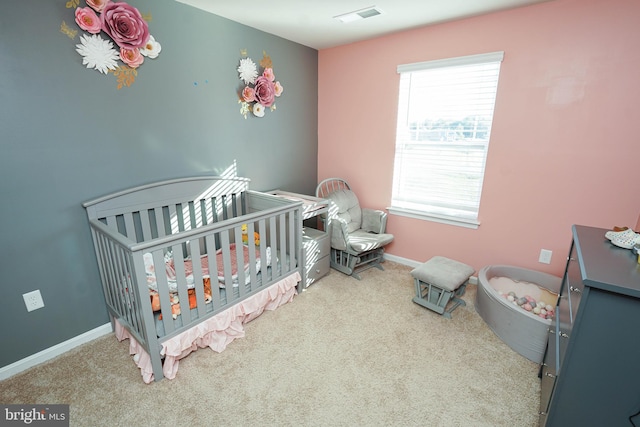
[411,256,475,319]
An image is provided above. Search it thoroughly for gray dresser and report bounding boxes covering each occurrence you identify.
[269,191,330,288]
[539,225,640,426]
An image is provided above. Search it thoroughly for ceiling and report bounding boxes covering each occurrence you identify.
[176,0,551,50]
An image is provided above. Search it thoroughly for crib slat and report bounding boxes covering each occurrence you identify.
[180,202,193,231]
[168,205,179,235]
[188,239,208,318]
[234,225,247,298]
[288,211,296,273]
[210,197,219,224]
[269,215,277,275]
[171,245,192,326]
[205,234,221,309]
[140,209,153,241]
[154,208,166,238]
[123,212,136,241]
[220,195,229,221]
[153,250,175,335]
[219,231,233,300]
[257,219,268,284]
[246,222,258,287]
[278,213,288,274]
[194,200,205,227]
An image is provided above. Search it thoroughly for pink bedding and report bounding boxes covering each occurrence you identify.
[115,271,300,383]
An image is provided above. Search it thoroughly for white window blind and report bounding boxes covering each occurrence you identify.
[391,52,503,228]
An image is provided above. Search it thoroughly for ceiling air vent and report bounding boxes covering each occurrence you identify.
[334,6,383,23]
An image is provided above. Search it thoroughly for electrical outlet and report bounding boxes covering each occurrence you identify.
[23,290,44,312]
[539,249,552,264]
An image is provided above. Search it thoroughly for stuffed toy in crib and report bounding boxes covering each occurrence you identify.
[241,224,260,246]
[151,278,213,319]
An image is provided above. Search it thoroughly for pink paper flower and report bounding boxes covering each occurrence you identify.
[263,67,275,82]
[86,0,109,13]
[253,76,276,107]
[75,7,102,34]
[274,81,283,97]
[120,47,144,68]
[242,86,256,103]
[101,2,150,49]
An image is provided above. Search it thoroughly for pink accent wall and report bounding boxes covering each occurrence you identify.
[318,0,640,276]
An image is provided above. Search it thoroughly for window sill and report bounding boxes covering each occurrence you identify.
[387,207,480,229]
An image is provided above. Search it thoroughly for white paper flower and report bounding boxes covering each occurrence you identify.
[252,103,265,117]
[140,35,162,59]
[75,34,120,74]
[238,58,258,85]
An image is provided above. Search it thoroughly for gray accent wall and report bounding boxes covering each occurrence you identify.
[0,0,318,368]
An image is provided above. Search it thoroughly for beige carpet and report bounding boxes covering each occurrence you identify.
[0,262,540,426]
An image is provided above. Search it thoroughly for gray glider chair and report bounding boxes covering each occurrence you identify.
[316,178,394,280]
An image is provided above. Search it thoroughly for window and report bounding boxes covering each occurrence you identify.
[390,52,503,229]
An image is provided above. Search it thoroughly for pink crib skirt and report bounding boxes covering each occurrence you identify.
[114,272,300,383]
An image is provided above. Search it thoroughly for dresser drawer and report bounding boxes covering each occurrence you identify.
[303,227,330,258]
[306,255,330,285]
[554,298,571,371]
[565,251,584,322]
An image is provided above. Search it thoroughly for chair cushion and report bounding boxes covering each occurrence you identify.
[327,189,362,233]
[347,230,394,253]
[411,256,475,292]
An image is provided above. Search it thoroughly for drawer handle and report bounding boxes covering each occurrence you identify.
[570,286,581,293]
[545,372,555,378]
[315,269,321,273]
[559,331,569,339]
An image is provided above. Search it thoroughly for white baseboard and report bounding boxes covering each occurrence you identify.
[383,253,422,268]
[0,323,112,381]
[384,253,479,284]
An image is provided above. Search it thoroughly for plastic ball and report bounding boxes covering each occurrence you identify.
[545,304,553,312]
[523,303,533,311]
[507,295,515,302]
[533,306,541,314]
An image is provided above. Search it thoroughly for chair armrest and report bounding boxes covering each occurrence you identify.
[361,208,388,234]
[329,217,349,251]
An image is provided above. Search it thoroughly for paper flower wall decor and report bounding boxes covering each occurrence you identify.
[238,51,283,119]
[63,0,161,89]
